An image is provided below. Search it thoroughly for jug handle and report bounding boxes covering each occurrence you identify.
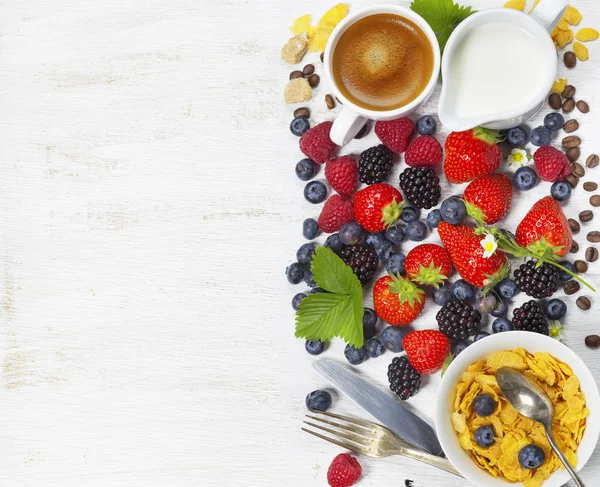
[529,0,569,32]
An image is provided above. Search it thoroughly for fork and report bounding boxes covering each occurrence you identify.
[302,409,461,477]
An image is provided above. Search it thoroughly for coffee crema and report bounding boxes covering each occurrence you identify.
[332,14,434,111]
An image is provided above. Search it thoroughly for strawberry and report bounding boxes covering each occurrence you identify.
[374,118,415,153]
[533,146,572,182]
[299,121,337,164]
[403,330,451,375]
[404,136,443,167]
[327,453,362,487]
[438,222,509,289]
[352,183,403,232]
[443,128,502,183]
[318,195,354,233]
[463,173,513,224]
[515,196,572,258]
[404,244,452,288]
[325,156,358,197]
[373,274,425,326]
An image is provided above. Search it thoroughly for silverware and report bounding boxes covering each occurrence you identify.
[302,409,461,477]
[496,367,585,487]
[313,359,444,456]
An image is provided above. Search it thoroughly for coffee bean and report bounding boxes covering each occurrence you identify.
[562,84,576,99]
[585,246,598,262]
[302,64,315,76]
[572,162,585,177]
[320,52,325,63]
[565,174,579,188]
[566,147,580,162]
[569,218,581,233]
[562,135,582,149]
[574,260,588,273]
[563,119,579,133]
[325,94,336,110]
[577,100,590,113]
[583,182,598,192]
[549,93,562,110]
[576,296,591,310]
[585,334,600,348]
[564,280,581,295]
[587,231,600,243]
[290,70,304,80]
[564,51,577,68]
[307,74,320,88]
[562,98,576,113]
[591,195,600,208]
[570,241,579,253]
[579,210,593,223]
[293,107,310,119]
[586,154,599,169]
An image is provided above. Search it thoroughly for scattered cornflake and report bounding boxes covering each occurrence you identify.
[557,18,570,31]
[306,26,319,52]
[573,41,589,61]
[528,0,541,13]
[318,3,349,28]
[290,14,311,35]
[564,6,582,26]
[504,0,525,10]
[555,28,574,48]
[576,27,600,42]
[552,78,568,94]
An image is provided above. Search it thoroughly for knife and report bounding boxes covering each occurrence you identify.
[313,358,444,457]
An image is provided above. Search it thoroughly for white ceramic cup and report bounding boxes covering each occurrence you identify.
[323,5,441,146]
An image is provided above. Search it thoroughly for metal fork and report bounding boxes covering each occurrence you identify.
[302,409,461,477]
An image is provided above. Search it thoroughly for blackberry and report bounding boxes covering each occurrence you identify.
[513,260,558,299]
[512,300,549,335]
[340,245,379,285]
[358,144,394,185]
[398,167,441,209]
[436,299,482,340]
[388,356,421,400]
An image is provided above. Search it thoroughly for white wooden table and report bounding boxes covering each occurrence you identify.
[1,0,599,485]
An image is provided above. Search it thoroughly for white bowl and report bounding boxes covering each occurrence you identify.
[436,331,600,487]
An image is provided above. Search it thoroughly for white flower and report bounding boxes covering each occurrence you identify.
[507,148,531,167]
[480,234,498,258]
[548,321,564,342]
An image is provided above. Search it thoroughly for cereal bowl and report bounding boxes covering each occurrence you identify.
[435,331,600,487]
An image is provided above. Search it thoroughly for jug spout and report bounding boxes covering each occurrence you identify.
[530,0,568,32]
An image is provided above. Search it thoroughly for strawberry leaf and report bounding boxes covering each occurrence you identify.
[311,247,361,294]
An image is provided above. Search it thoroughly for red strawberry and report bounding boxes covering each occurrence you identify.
[374,118,415,153]
[533,146,572,182]
[318,195,354,233]
[463,173,513,224]
[325,156,358,197]
[327,453,362,487]
[299,121,337,164]
[405,244,452,288]
[438,222,509,288]
[404,136,443,167]
[403,329,451,375]
[443,128,502,183]
[373,274,425,326]
[515,196,572,258]
[353,183,403,232]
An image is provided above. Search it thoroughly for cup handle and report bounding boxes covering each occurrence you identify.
[529,0,568,32]
[330,106,367,146]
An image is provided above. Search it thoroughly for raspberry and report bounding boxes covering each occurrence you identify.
[327,453,362,487]
[374,118,415,153]
[404,136,443,167]
[299,121,337,164]
[325,156,358,197]
[318,195,354,233]
[533,146,572,182]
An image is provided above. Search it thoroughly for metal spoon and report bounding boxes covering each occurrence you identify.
[496,367,585,487]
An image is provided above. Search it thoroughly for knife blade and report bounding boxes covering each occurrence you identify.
[313,358,444,457]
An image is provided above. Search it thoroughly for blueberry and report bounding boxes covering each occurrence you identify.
[433,286,453,306]
[286,262,305,284]
[441,197,467,225]
[366,338,385,358]
[416,115,437,136]
[530,126,552,146]
[375,240,393,261]
[473,393,496,416]
[295,158,316,181]
[474,331,491,341]
[366,231,387,248]
[544,112,565,132]
[297,243,318,265]
[476,294,497,313]
[490,298,508,317]
[324,233,343,254]
[363,307,378,339]
[385,252,406,276]
[385,225,405,245]
[292,292,307,310]
[303,269,317,288]
[381,326,408,352]
[354,123,369,139]
[518,445,546,470]
[290,117,311,137]
[474,425,496,447]
[306,390,332,411]
[492,317,514,333]
[453,340,471,356]
[426,209,443,229]
[406,220,428,241]
[310,287,327,294]
[304,181,327,204]
[452,279,474,301]
[303,218,319,240]
[339,222,364,245]
[513,166,538,191]
[305,339,325,355]
[344,345,368,365]
[400,206,419,223]
[496,278,518,299]
[551,181,571,201]
[506,126,528,147]
[545,298,567,320]
[557,260,575,281]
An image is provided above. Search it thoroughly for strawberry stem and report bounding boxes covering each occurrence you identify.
[473,127,504,145]
[381,198,403,229]
[387,273,425,308]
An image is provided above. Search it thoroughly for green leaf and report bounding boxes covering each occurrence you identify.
[295,293,355,343]
[311,246,361,294]
[410,0,476,53]
[338,286,365,348]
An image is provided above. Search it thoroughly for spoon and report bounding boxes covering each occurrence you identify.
[496,367,584,487]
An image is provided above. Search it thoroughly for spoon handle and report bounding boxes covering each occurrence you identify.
[545,425,585,487]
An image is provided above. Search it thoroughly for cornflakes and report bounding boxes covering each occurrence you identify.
[290,14,311,35]
[573,41,589,61]
[576,27,599,42]
[551,78,567,94]
[564,6,582,26]
[503,0,525,10]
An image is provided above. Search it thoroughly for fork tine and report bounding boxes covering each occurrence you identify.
[303,420,370,446]
[301,428,371,456]
[305,414,371,438]
[307,410,374,434]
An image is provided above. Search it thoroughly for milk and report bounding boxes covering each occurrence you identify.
[447,22,548,121]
